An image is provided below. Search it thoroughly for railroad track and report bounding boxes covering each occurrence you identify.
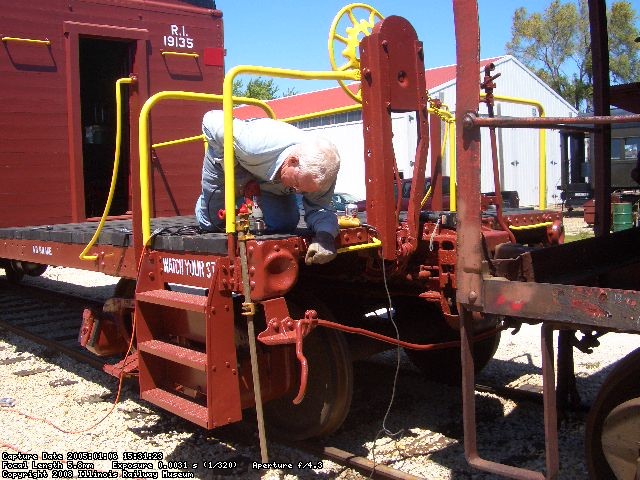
[0,280,108,369]
[1,278,584,480]
[0,279,428,479]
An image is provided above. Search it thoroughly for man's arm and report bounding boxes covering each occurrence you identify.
[302,182,339,237]
[303,183,339,265]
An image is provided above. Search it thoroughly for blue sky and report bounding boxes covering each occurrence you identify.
[218,0,640,95]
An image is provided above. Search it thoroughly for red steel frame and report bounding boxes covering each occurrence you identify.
[453,0,640,478]
[360,15,429,261]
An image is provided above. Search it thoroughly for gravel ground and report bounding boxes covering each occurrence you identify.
[562,214,592,236]
[1,241,638,479]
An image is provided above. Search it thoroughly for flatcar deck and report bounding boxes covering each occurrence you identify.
[0,215,312,281]
[0,207,561,283]
[0,215,306,256]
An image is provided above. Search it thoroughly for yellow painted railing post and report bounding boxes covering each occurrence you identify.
[424,106,455,211]
[449,120,457,212]
[80,76,135,261]
[481,94,547,209]
[539,128,547,209]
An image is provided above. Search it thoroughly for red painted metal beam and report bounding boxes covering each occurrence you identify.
[360,16,428,260]
[0,239,137,277]
[482,279,640,332]
[454,0,483,309]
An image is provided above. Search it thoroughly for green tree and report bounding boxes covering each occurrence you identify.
[232,77,298,100]
[506,0,640,112]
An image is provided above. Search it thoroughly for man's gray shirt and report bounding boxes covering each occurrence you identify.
[195,110,338,236]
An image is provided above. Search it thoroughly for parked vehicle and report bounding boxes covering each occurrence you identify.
[559,110,640,209]
[330,192,363,212]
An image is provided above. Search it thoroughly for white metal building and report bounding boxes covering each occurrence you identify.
[235,55,579,207]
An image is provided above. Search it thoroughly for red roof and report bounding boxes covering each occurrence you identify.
[234,57,503,120]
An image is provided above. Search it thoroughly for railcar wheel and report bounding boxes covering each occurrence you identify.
[394,299,501,385]
[1,260,45,283]
[263,295,353,441]
[19,262,47,277]
[585,347,640,479]
[4,263,24,283]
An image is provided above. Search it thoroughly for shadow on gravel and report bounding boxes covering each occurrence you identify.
[0,333,136,403]
[127,411,333,479]
[323,347,626,479]
[19,274,118,302]
[124,340,630,479]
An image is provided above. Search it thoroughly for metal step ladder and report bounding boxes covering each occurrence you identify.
[134,251,242,429]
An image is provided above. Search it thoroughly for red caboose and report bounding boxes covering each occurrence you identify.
[0,0,223,227]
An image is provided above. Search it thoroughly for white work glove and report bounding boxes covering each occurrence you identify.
[305,232,337,265]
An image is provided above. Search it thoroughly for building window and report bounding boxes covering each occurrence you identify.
[611,136,640,162]
[291,110,362,129]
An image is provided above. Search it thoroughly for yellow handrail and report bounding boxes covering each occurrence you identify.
[214,91,544,219]
[509,221,552,231]
[1,36,50,46]
[222,65,361,233]
[161,51,199,58]
[448,119,457,211]
[80,76,136,261]
[422,105,456,210]
[481,94,547,209]
[336,236,381,253]
[138,92,276,245]
[152,134,206,150]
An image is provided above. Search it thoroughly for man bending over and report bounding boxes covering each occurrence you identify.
[195,110,341,265]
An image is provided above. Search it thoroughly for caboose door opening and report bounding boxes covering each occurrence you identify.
[78,38,132,219]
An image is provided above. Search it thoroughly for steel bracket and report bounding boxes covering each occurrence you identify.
[258,308,319,404]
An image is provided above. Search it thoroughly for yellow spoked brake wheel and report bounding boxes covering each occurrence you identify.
[328,3,383,103]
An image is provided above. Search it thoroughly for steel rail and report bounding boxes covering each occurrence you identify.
[0,283,424,479]
[294,442,424,480]
[0,319,105,370]
[0,284,107,369]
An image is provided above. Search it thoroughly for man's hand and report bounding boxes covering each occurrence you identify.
[305,232,337,265]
